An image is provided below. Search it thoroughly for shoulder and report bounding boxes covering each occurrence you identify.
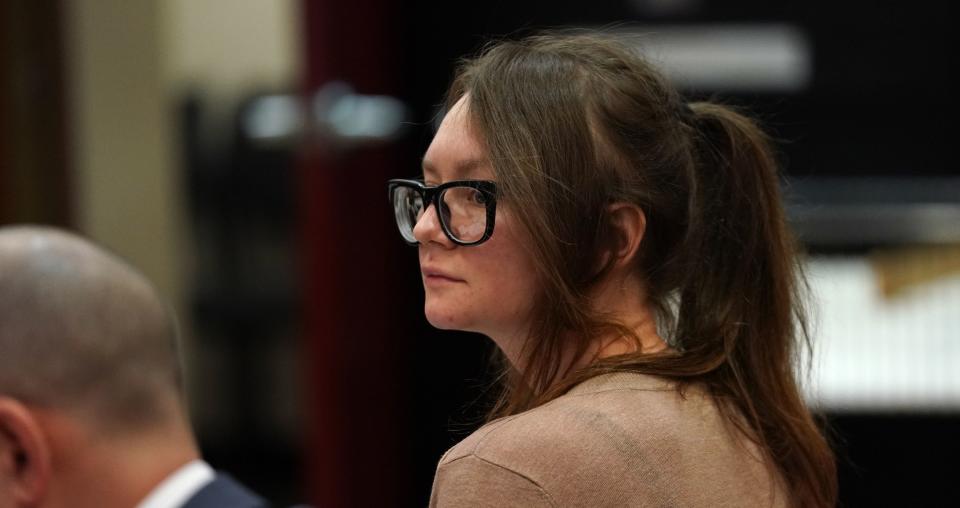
[440,372,688,467]
[430,452,556,507]
[433,373,718,506]
[181,473,270,508]
[433,372,789,507]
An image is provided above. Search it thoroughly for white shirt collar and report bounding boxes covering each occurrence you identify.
[136,459,216,508]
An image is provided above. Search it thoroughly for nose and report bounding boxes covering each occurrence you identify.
[412,203,454,247]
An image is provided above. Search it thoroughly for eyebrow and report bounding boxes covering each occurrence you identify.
[421,157,490,181]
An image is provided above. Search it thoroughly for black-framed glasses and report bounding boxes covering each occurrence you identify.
[387,179,498,246]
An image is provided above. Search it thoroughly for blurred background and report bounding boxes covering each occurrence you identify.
[1,0,956,506]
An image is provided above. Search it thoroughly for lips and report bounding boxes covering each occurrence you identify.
[421,266,465,284]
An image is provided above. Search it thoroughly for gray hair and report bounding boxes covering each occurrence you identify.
[0,226,184,432]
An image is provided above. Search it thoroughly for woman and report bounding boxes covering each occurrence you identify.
[388,33,836,507]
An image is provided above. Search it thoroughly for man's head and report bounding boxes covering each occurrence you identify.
[0,226,196,507]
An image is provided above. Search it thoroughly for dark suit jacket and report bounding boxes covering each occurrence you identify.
[181,473,270,508]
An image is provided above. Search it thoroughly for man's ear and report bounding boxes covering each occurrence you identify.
[606,202,646,268]
[0,397,51,506]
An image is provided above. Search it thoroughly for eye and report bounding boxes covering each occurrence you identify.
[468,188,488,206]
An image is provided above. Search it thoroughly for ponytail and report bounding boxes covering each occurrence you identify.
[676,102,837,508]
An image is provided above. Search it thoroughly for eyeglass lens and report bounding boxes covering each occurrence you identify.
[439,187,487,243]
[392,186,423,243]
[391,185,488,244]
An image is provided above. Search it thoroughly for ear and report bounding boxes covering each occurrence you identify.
[0,397,51,506]
[606,202,646,268]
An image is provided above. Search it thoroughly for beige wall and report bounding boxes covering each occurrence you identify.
[164,0,301,102]
[63,0,184,302]
[63,0,300,305]
[63,0,302,439]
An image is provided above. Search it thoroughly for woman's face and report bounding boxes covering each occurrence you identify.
[415,96,539,353]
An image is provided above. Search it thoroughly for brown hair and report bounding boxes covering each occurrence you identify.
[446,33,836,507]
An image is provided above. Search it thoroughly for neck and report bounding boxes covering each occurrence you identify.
[492,271,668,385]
[571,306,666,371]
[575,270,669,369]
[548,272,669,380]
[37,406,200,508]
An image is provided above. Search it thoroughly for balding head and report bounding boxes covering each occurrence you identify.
[0,225,184,433]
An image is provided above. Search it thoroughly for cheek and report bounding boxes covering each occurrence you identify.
[477,247,538,305]
[423,275,536,334]
[485,217,540,300]
[419,208,541,336]
[438,227,539,331]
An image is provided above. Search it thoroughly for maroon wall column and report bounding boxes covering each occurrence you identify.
[298,1,408,506]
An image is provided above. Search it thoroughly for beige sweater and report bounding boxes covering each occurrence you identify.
[429,372,787,507]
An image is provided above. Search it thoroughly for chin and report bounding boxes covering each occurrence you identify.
[423,300,474,331]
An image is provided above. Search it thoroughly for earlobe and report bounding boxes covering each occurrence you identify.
[0,397,51,506]
[606,203,646,267]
